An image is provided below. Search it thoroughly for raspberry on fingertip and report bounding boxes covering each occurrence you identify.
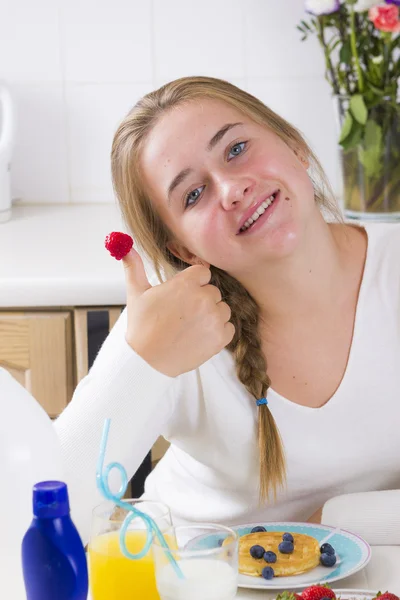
[104,231,133,260]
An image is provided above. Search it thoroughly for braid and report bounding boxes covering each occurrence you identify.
[210,266,286,500]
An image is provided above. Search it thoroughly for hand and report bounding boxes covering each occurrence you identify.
[121,248,235,377]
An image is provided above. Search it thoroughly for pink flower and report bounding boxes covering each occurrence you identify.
[369,4,400,31]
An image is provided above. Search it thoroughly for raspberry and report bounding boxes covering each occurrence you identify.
[104,231,133,260]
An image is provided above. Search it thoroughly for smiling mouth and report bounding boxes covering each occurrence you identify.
[238,191,279,234]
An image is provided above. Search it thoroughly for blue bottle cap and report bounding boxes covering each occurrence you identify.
[32,481,70,519]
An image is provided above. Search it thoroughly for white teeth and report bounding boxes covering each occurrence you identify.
[239,193,276,233]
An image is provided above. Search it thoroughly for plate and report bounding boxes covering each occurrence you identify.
[186,521,371,590]
[304,591,378,600]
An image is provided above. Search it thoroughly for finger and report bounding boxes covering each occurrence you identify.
[217,301,232,323]
[223,322,235,346]
[180,264,212,286]
[122,248,152,299]
[203,284,222,304]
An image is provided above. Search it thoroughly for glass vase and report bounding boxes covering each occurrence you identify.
[333,95,400,221]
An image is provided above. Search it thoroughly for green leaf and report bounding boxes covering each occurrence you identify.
[301,20,312,31]
[365,81,385,96]
[328,38,341,53]
[341,120,363,152]
[364,118,382,148]
[339,111,353,144]
[339,41,351,64]
[358,119,383,178]
[350,95,368,125]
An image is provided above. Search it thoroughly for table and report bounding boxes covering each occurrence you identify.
[87,546,399,598]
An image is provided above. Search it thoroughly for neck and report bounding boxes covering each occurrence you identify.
[235,214,363,326]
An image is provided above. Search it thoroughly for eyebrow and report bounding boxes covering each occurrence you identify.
[167,122,243,204]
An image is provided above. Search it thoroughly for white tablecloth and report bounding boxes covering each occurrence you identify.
[87,546,399,599]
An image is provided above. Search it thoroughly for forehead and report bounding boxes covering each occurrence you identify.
[140,98,250,199]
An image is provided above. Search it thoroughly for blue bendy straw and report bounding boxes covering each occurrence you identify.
[96,418,184,579]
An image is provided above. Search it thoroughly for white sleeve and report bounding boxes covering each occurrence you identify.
[321,489,400,545]
[54,308,177,544]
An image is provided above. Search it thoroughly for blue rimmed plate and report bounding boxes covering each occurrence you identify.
[310,591,377,600]
[186,521,371,590]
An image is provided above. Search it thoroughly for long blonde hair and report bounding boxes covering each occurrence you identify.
[111,76,339,501]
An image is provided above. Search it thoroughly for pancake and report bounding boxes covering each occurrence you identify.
[236,531,320,577]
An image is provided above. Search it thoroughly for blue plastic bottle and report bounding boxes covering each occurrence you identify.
[21,481,88,600]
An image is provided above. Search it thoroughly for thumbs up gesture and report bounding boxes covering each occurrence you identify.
[105,232,235,377]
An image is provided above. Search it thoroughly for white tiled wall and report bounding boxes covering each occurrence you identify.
[1,0,341,204]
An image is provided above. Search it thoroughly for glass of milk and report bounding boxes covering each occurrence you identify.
[152,523,238,600]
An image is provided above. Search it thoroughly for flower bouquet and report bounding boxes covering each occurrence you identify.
[298,0,400,219]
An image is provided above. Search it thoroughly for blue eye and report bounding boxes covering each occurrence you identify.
[185,185,205,208]
[184,141,247,208]
[228,141,246,160]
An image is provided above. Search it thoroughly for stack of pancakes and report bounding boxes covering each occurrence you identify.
[237,531,320,577]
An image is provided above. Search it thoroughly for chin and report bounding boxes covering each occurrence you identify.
[261,219,303,259]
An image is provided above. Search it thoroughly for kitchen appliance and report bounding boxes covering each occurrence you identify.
[0,369,64,599]
[0,84,14,223]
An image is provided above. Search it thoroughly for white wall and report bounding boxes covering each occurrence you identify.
[1,0,341,205]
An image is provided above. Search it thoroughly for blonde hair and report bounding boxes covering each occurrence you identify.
[111,76,339,501]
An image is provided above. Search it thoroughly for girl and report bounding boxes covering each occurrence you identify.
[55,77,400,543]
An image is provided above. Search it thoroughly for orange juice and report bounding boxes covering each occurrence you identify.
[89,529,159,600]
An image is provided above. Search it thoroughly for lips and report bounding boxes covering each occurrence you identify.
[236,189,279,234]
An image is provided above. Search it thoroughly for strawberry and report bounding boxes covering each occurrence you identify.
[104,231,133,260]
[374,593,400,600]
[276,592,302,600]
[301,585,336,600]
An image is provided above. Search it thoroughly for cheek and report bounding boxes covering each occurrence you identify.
[183,209,229,262]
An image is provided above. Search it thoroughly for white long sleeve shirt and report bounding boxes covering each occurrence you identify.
[55,223,400,544]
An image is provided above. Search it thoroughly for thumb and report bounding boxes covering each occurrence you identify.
[122,247,152,299]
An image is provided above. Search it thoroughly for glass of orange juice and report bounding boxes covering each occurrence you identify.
[88,498,172,600]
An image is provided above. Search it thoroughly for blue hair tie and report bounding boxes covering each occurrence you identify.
[256,397,268,407]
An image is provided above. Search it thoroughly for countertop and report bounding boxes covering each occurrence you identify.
[0,203,128,308]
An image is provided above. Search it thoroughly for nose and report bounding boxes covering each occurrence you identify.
[219,177,255,211]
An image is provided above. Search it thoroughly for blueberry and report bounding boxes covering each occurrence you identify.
[251,525,267,533]
[261,566,275,580]
[263,551,277,563]
[282,532,294,543]
[320,552,337,567]
[250,544,265,559]
[320,543,335,556]
[217,538,224,547]
[278,540,294,554]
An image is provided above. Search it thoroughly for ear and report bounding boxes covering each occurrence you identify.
[293,148,310,169]
[167,240,210,268]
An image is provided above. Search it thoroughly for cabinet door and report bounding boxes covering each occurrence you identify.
[0,311,73,417]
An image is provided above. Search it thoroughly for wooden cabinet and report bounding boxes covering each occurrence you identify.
[0,311,74,418]
[0,306,170,472]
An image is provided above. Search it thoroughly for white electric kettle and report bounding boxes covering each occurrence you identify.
[0,84,14,223]
[0,369,64,599]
